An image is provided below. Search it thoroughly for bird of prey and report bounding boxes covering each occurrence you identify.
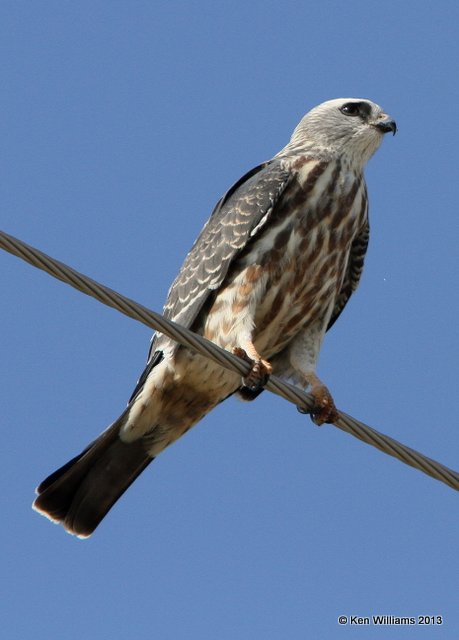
[33,98,396,537]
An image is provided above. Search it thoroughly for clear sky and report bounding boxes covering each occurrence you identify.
[1,2,458,638]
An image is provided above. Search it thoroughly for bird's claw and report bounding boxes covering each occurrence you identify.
[233,347,272,392]
[297,381,339,426]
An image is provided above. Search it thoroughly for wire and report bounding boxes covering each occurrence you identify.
[1,228,458,491]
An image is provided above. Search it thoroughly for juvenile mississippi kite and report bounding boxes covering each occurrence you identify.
[33,98,396,537]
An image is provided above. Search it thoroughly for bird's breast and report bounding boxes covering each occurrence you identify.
[203,160,367,358]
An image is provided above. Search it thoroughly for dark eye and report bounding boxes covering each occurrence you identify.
[340,102,361,117]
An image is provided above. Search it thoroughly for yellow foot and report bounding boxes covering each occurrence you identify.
[233,347,272,392]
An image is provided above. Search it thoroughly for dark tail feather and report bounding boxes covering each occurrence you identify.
[33,419,153,538]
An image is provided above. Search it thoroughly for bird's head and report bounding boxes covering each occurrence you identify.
[286,98,396,167]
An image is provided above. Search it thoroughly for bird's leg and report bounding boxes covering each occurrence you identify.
[233,343,272,392]
[286,327,340,425]
[299,372,339,426]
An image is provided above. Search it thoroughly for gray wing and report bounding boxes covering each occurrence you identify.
[128,159,293,401]
[326,220,370,331]
[162,160,293,328]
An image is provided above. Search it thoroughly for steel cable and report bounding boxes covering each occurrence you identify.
[1,229,458,491]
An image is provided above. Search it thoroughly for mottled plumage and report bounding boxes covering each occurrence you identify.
[33,98,396,537]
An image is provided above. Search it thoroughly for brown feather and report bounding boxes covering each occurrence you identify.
[33,418,153,538]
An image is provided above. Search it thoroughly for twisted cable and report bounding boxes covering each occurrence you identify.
[1,229,458,491]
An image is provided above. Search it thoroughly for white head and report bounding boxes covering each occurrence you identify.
[283,98,396,167]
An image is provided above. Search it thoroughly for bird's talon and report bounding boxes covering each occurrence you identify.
[233,347,272,391]
[297,379,339,425]
[309,384,339,426]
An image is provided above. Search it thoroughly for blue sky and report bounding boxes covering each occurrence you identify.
[1,2,459,638]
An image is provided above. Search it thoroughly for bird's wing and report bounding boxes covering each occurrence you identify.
[326,219,370,331]
[128,159,294,401]
[162,159,293,327]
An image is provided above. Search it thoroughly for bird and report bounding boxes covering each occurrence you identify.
[33,98,396,538]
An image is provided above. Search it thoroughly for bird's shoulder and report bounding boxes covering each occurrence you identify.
[162,158,298,325]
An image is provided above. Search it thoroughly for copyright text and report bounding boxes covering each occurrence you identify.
[338,615,443,626]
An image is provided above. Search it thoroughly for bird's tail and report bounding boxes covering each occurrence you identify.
[33,416,153,538]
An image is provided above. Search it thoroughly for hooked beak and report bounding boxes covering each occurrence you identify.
[374,118,397,136]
